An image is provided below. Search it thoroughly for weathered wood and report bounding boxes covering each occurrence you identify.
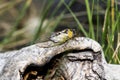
[0,37,119,80]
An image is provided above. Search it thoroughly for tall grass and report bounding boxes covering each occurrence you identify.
[32,0,75,43]
[62,0,120,63]
[2,0,32,44]
[62,0,88,37]
[0,0,119,64]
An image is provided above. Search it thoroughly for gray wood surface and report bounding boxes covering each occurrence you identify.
[0,37,119,80]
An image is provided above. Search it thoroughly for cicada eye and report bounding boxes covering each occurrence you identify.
[64,29,68,33]
[56,32,60,35]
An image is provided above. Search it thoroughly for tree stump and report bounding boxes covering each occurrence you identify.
[0,37,120,80]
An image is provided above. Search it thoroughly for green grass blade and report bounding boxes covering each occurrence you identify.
[50,0,63,18]
[96,0,99,41]
[85,0,95,39]
[43,0,75,34]
[62,0,88,37]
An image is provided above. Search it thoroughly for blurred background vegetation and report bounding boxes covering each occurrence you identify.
[0,0,119,64]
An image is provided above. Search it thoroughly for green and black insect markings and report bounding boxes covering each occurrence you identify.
[50,29,76,44]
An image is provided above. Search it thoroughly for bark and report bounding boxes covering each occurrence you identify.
[0,37,119,80]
